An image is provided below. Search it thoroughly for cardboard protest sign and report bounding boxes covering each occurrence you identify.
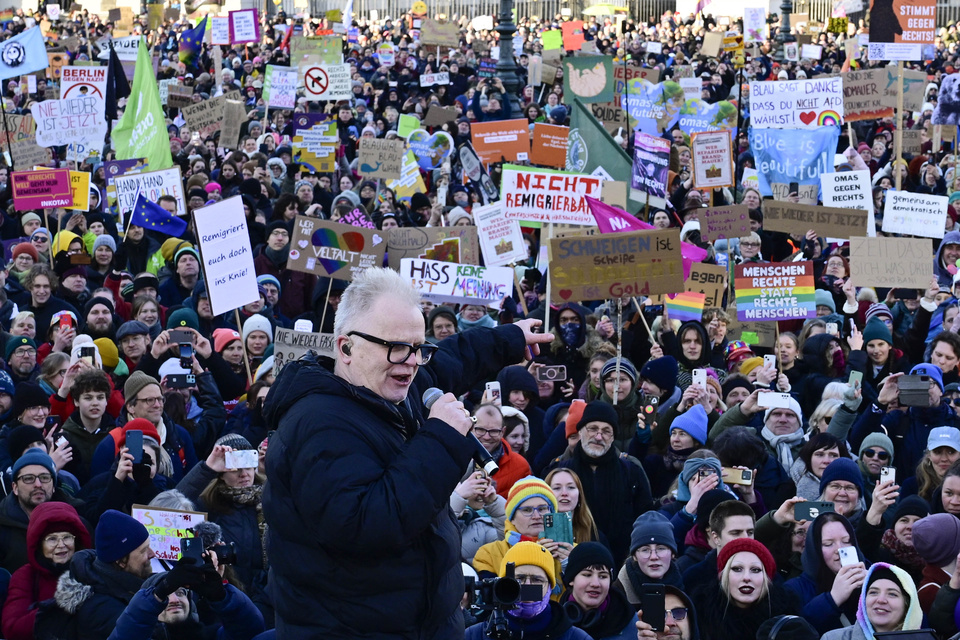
[531,123,568,169]
[727,313,778,347]
[474,202,528,268]
[422,105,458,127]
[687,262,727,308]
[385,151,428,205]
[339,207,376,229]
[867,0,934,61]
[182,95,224,138]
[229,9,259,44]
[401,259,513,305]
[30,96,106,147]
[0,113,35,151]
[131,505,205,563]
[701,204,750,242]
[842,69,895,121]
[749,127,840,204]
[893,68,929,113]
[631,132,670,199]
[273,327,335,374]
[300,63,351,101]
[192,197,258,316]
[219,100,246,150]
[548,229,684,301]
[292,114,337,174]
[733,261,817,321]
[902,129,922,153]
[590,102,628,137]
[691,130,734,189]
[420,71,449,87]
[11,137,50,168]
[820,170,875,235]
[749,77,844,128]
[849,236,933,289]
[113,168,185,220]
[387,226,480,270]
[471,119,530,166]
[288,216,386,280]
[420,19,459,47]
[500,165,603,225]
[762,202,869,239]
[702,32,723,57]
[563,56,614,104]
[882,191,947,239]
[262,65,297,109]
[167,85,194,108]
[357,137,404,180]
[12,169,73,210]
[291,36,342,64]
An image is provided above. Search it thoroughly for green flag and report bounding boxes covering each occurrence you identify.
[113,39,173,171]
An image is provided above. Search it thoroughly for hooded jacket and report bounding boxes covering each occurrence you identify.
[262,323,527,639]
[935,230,960,289]
[561,584,639,640]
[820,563,923,640]
[797,333,843,418]
[498,365,548,459]
[2,502,92,640]
[0,489,81,575]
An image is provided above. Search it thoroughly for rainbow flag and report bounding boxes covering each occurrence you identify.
[733,261,817,322]
[665,292,706,323]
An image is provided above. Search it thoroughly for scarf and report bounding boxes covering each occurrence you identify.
[217,484,268,569]
[457,313,497,331]
[662,445,696,473]
[568,442,627,539]
[264,245,288,268]
[760,426,805,470]
[509,588,551,619]
[599,390,640,443]
[880,529,925,576]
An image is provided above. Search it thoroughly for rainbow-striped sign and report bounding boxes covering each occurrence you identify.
[665,292,706,323]
[733,261,816,322]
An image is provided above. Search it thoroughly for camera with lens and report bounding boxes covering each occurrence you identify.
[465,563,542,639]
[209,542,237,565]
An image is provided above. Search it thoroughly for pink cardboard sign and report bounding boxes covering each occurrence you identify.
[229,9,260,44]
[12,169,73,211]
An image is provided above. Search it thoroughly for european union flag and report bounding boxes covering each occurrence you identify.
[130,193,187,237]
[178,16,207,67]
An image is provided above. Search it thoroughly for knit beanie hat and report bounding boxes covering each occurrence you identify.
[294,179,312,194]
[0,370,14,397]
[717,537,776,579]
[670,404,708,446]
[120,418,161,447]
[695,489,737,532]
[255,356,274,382]
[96,509,150,564]
[864,303,894,325]
[912,363,945,391]
[501,541,556,588]
[12,242,39,262]
[84,295,115,318]
[174,246,200,268]
[94,338,119,369]
[447,207,472,226]
[5,335,36,361]
[6,425,45,461]
[601,357,638,385]
[11,447,56,479]
[92,235,117,253]
[861,317,893,346]
[677,458,725,502]
[913,513,960,566]
[819,458,864,496]
[739,357,764,377]
[640,356,679,393]
[242,314,273,343]
[721,377,753,401]
[858,432,895,462]
[892,495,930,522]
[69,335,102,368]
[562,542,614,586]
[20,212,41,228]
[565,400,586,438]
[763,396,803,426]
[506,476,558,520]
[11,381,50,418]
[166,308,200,332]
[577,401,619,431]
[630,511,677,555]
[725,340,753,363]
[213,328,242,353]
[257,274,282,296]
[815,289,836,313]
[124,371,160,405]
[216,433,253,450]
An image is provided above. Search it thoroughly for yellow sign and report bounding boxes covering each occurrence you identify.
[68,171,90,211]
[411,0,427,15]
[325,9,341,21]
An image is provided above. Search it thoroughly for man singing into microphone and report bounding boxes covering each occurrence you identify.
[263,267,552,639]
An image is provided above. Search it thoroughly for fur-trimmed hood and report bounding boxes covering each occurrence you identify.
[54,548,145,614]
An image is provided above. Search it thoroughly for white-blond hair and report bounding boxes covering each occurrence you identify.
[333,268,422,343]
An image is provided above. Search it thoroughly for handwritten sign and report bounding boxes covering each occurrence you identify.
[474,202,527,268]
[387,226,480,269]
[30,96,106,147]
[501,164,603,225]
[182,95,224,138]
[357,137,404,180]
[167,85,194,108]
[219,100,245,150]
[131,505,206,562]
[0,113,35,151]
[821,170,875,236]
[882,191,947,239]
[420,19,460,47]
[402,258,513,305]
[12,169,73,210]
[734,261,816,321]
[842,69,895,121]
[749,77,844,128]
[701,204,750,242]
[229,8,259,44]
[113,168,185,220]
[419,71,449,86]
[263,65,297,109]
[193,197,259,316]
[11,136,51,168]
[288,216,386,280]
[273,327,335,375]
[692,130,734,189]
[687,262,727,308]
[548,229,684,302]
[211,16,230,44]
[762,202,869,239]
[849,237,933,289]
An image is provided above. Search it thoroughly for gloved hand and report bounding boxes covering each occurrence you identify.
[132,453,153,485]
[843,381,862,412]
[191,562,227,602]
[153,559,206,600]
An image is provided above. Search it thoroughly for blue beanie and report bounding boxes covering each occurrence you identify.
[640,356,679,394]
[630,511,677,555]
[677,457,724,502]
[257,274,282,296]
[911,363,944,392]
[601,358,637,385]
[670,404,708,446]
[815,289,836,313]
[96,509,150,564]
[12,448,56,480]
[0,370,14,396]
[819,458,864,496]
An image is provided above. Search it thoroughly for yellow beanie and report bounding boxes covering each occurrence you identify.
[739,357,764,377]
[500,541,556,588]
[161,238,192,264]
[94,338,119,369]
[505,476,558,521]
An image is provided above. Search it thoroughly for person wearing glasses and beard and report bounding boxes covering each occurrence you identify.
[263,268,552,639]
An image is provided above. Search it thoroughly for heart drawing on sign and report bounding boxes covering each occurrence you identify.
[372,234,383,245]
[311,227,366,274]
[559,290,573,300]
[407,129,454,171]
[298,240,308,249]
[799,111,817,125]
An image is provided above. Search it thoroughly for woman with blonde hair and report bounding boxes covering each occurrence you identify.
[545,468,600,544]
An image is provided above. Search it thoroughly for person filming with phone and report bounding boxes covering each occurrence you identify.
[262,268,552,639]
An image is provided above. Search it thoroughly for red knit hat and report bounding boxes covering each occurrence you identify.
[565,400,586,438]
[717,538,776,579]
[213,328,242,353]
[120,418,161,449]
[12,242,39,262]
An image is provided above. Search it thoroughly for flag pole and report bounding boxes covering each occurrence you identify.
[1,96,14,172]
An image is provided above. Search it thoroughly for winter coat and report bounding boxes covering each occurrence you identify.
[252,251,316,319]
[0,490,81,576]
[88,412,200,485]
[464,601,591,640]
[262,324,528,639]
[692,574,799,640]
[796,333,844,418]
[60,412,115,485]
[452,493,506,564]
[498,366,548,460]
[936,230,960,289]
[491,440,531,499]
[562,586,639,640]
[821,563,923,640]
[618,557,685,605]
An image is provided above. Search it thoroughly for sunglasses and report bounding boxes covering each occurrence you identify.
[666,607,689,621]
[947,398,960,406]
[862,449,890,460]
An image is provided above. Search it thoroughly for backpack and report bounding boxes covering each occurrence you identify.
[33,598,79,640]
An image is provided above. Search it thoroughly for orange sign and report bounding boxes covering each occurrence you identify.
[530,123,568,169]
[470,119,530,166]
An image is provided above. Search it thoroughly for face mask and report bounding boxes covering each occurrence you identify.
[510,587,550,619]
[832,348,846,371]
[559,322,581,346]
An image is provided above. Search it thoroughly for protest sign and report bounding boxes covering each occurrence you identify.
[30,96,106,147]
[219,100,245,150]
[562,56,614,104]
[665,292,706,322]
[291,36,342,64]
[12,169,73,210]
[894,68,929,113]
[762,202,869,239]
[10,137,50,168]
[801,43,823,59]
[531,123,568,169]
[590,102,628,136]
[561,20,585,50]
[542,30,562,50]
[96,35,139,61]
[677,99,739,140]
[820,169,875,235]
[292,114,337,174]
[408,130,454,171]
[744,7,767,42]
[902,129,922,153]
[288,216,386,280]
[420,19,460,47]
[385,151,428,205]
[377,42,395,66]
[397,114,420,139]
[687,262,727,308]
[67,170,89,211]
[0,113,34,151]
[357,137,404,180]
[182,95,224,138]
[471,120,530,166]
[193,197,258,316]
[849,236,933,289]
[229,9,259,44]
[300,63,351,101]
[842,69,895,121]
[131,505,205,562]
[340,207,376,229]
[727,310,778,347]
[423,105,458,127]
[749,77,844,128]
[882,191,948,239]
[167,85,194,108]
[420,71,449,86]
[749,127,840,204]
[501,165,603,225]
[402,259,513,305]
[701,204,750,242]
[867,0,934,61]
[702,32,723,56]
[263,65,297,109]
[273,328,335,374]
[157,78,175,105]
[474,202,528,268]
[613,64,659,104]
[113,168,185,221]
[733,261,817,321]
[387,226,480,269]
[211,16,229,44]
[631,132,670,199]
[691,130,734,189]
[548,229,684,301]
[623,80,684,136]
[60,66,106,124]
[477,58,497,78]
[680,77,701,101]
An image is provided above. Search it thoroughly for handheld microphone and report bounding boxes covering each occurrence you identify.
[422,387,499,475]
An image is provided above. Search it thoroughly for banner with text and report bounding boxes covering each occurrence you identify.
[734,261,817,321]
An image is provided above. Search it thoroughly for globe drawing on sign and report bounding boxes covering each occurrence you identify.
[567,128,587,172]
[565,61,607,97]
[1,41,25,68]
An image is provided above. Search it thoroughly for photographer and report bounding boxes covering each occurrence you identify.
[108,552,264,640]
